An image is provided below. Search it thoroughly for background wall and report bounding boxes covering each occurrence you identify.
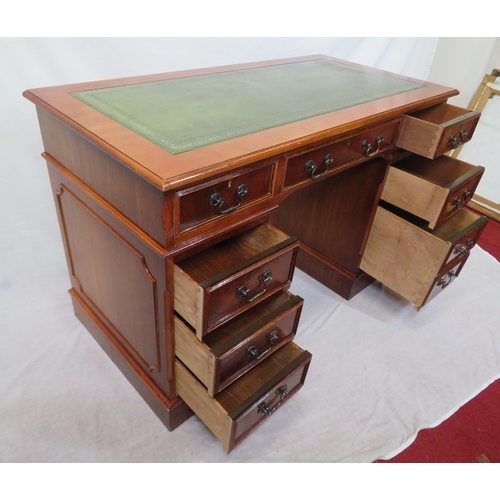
[428,37,499,107]
[428,37,500,210]
[2,37,439,258]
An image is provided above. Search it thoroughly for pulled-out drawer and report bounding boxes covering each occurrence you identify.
[360,205,488,309]
[175,342,312,453]
[396,103,480,159]
[175,291,303,397]
[282,119,400,190]
[382,155,484,229]
[174,223,299,338]
[175,160,276,235]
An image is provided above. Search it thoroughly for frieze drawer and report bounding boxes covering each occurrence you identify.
[174,223,299,338]
[174,160,276,236]
[360,205,488,310]
[396,103,480,159]
[282,119,400,190]
[175,342,312,453]
[175,291,303,397]
[382,155,484,229]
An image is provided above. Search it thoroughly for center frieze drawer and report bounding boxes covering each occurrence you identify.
[360,205,488,310]
[175,291,304,397]
[382,155,484,229]
[175,342,312,453]
[282,118,400,190]
[174,223,299,338]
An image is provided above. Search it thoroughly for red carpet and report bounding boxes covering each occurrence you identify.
[377,213,500,463]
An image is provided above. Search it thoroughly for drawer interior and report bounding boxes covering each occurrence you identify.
[431,208,488,244]
[409,103,475,126]
[391,155,483,189]
[175,223,294,286]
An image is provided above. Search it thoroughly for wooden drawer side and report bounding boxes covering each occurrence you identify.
[360,206,451,307]
[173,264,205,335]
[175,359,233,448]
[382,166,448,228]
[174,316,216,392]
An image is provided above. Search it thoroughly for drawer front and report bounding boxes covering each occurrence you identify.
[439,212,488,267]
[231,349,311,448]
[442,172,484,223]
[282,119,400,190]
[396,103,480,159]
[204,243,298,334]
[216,294,303,394]
[423,256,469,307]
[434,114,480,158]
[176,161,275,234]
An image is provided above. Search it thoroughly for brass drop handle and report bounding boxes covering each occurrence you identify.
[438,270,456,289]
[246,330,279,361]
[236,270,273,303]
[257,385,289,416]
[210,183,248,215]
[362,134,384,157]
[305,153,333,179]
[453,238,475,258]
[448,129,468,149]
[453,188,473,207]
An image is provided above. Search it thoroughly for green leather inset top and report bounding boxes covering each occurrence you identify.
[71,60,424,154]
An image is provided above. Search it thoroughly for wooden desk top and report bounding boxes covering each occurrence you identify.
[24,55,457,191]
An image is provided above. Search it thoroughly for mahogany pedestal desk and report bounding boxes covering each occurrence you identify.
[24,56,488,452]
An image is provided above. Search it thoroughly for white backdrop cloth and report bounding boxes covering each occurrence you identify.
[3,38,500,463]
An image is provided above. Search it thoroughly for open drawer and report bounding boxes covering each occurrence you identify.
[175,291,303,397]
[175,342,312,453]
[396,103,480,159]
[381,155,484,229]
[174,223,299,338]
[360,205,488,309]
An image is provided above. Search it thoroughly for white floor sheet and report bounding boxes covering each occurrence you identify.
[2,234,500,462]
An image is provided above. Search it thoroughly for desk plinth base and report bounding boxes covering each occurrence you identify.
[69,289,193,431]
[296,244,375,300]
